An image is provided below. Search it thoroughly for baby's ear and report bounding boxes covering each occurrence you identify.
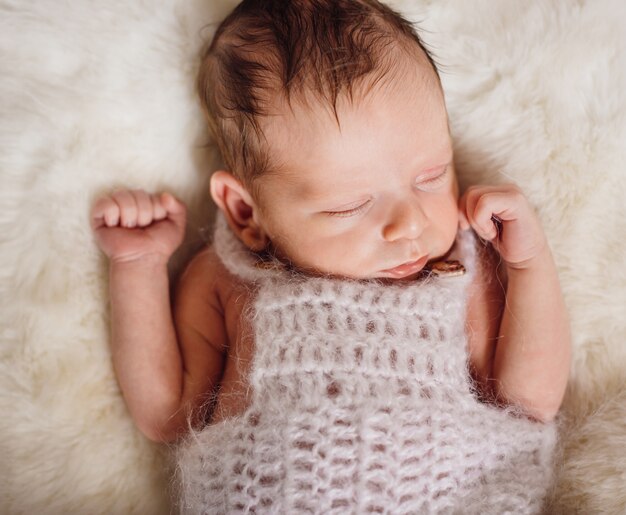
[210,171,269,251]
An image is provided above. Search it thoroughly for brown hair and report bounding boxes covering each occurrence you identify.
[198,0,439,193]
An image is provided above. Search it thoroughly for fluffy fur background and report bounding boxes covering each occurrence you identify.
[1,0,624,513]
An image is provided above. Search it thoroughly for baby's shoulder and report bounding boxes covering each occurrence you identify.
[176,244,250,312]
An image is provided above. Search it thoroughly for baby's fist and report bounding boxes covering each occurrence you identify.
[459,184,547,269]
[91,189,187,264]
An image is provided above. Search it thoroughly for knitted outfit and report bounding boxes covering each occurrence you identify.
[176,215,556,514]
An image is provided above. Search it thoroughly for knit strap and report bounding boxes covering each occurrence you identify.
[211,213,287,283]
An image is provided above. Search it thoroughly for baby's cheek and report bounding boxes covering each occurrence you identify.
[293,238,349,275]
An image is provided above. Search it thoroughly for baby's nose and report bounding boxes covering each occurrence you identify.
[382,200,425,242]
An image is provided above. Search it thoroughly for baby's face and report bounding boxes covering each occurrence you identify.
[253,64,460,280]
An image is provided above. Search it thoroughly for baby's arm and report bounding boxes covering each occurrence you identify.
[460,184,571,422]
[91,190,225,442]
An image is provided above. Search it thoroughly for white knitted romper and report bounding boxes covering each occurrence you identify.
[176,215,556,515]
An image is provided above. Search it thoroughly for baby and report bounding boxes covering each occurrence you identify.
[91,0,571,513]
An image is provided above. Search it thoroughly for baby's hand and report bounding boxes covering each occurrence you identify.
[458,184,547,269]
[90,189,187,265]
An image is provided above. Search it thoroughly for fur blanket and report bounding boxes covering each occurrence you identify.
[1,1,624,513]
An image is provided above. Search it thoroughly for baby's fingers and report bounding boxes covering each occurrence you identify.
[462,186,524,241]
[91,196,121,229]
[109,189,141,228]
[113,189,165,228]
[151,194,168,221]
[469,193,513,240]
[91,189,186,235]
[159,192,187,229]
[128,189,155,228]
[125,189,181,227]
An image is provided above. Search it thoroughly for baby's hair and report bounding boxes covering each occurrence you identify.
[198,0,439,194]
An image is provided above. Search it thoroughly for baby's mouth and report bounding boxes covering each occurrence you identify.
[381,255,429,278]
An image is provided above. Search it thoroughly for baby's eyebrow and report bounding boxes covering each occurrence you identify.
[291,178,360,203]
[302,189,364,205]
[297,177,372,201]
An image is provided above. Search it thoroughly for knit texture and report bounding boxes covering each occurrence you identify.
[176,215,556,514]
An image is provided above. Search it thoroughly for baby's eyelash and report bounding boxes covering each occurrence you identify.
[416,167,449,190]
[325,200,371,218]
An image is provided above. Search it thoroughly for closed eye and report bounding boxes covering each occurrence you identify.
[325,199,372,218]
[415,166,449,191]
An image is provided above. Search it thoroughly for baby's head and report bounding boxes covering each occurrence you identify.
[201,0,460,280]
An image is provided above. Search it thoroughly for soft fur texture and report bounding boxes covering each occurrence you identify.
[1,1,624,514]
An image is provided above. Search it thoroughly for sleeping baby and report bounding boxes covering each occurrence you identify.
[90,0,571,513]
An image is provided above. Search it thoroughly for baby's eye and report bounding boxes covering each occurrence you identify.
[415,167,449,192]
[325,199,372,218]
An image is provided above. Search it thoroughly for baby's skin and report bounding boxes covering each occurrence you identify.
[91,62,570,443]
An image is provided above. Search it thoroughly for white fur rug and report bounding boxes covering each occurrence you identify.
[1,1,624,513]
